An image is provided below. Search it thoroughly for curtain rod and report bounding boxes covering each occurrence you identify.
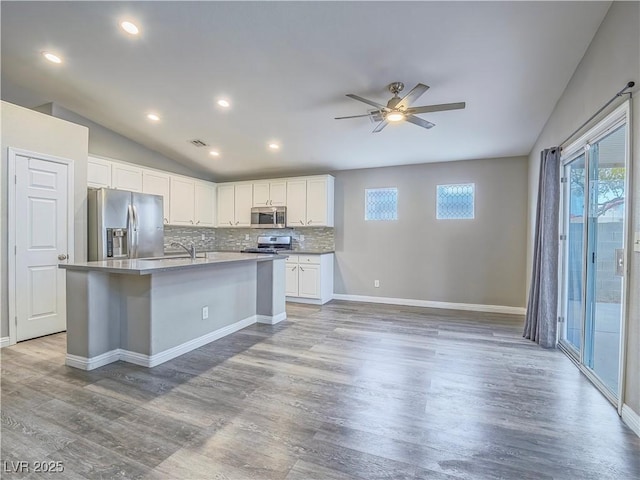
[559,81,635,150]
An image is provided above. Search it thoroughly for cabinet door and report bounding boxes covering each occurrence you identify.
[112,164,143,192]
[234,184,253,227]
[142,170,170,224]
[269,181,287,206]
[194,182,216,227]
[252,182,270,207]
[169,177,195,225]
[306,177,328,226]
[298,264,320,298]
[285,263,299,297]
[286,180,307,227]
[87,157,112,188]
[217,185,236,226]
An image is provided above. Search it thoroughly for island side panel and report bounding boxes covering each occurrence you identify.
[117,274,152,356]
[256,257,287,324]
[66,270,120,359]
[148,261,258,355]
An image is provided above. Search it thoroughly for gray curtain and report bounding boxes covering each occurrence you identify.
[524,148,560,348]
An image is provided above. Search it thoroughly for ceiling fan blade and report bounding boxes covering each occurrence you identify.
[405,115,435,129]
[346,94,389,111]
[334,113,376,120]
[406,102,466,115]
[372,120,389,133]
[396,83,429,110]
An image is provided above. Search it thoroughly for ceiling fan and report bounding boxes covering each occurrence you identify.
[335,82,466,133]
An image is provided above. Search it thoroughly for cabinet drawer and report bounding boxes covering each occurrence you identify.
[285,255,299,263]
[298,255,320,265]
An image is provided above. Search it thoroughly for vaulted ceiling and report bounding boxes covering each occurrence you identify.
[1,1,610,181]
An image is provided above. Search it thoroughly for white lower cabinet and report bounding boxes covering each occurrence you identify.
[285,254,333,305]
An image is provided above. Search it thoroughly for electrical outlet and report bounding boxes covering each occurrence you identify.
[300,235,305,242]
[634,232,640,252]
[201,234,205,240]
[202,306,209,320]
[374,280,380,288]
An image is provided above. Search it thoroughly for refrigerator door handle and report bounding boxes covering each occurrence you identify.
[127,204,135,258]
[132,205,140,258]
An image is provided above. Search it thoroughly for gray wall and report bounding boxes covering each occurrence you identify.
[526,2,640,415]
[42,103,210,180]
[332,156,528,308]
[1,101,89,338]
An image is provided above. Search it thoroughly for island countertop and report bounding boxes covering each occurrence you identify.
[59,252,283,275]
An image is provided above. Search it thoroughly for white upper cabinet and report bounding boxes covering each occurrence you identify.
[253,180,287,207]
[112,163,143,192]
[217,184,236,226]
[286,180,307,227]
[286,175,334,227]
[235,184,253,227]
[87,156,112,188]
[142,170,170,224]
[216,183,252,227]
[169,176,196,225]
[194,181,216,227]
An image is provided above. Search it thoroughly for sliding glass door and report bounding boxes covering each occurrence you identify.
[560,105,629,403]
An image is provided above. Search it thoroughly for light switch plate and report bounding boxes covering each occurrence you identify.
[634,232,640,252]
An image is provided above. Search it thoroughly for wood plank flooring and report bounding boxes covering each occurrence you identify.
[2,301,639,479]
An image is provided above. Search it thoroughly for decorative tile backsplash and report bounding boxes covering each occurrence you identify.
[164,226,334,253]
[215,227,334,252]
[164,226,216,252]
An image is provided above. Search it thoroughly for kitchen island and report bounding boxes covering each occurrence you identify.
[59,253,286,370]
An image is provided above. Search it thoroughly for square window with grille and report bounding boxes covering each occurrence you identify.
[365,187,398,221]
[437,183,475,219]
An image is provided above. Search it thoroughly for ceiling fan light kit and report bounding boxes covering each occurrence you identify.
[336,82,466,133]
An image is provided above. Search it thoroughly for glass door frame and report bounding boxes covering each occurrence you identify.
[558,100,632,413]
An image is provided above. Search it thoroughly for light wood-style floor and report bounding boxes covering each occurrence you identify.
[2,301,639,479]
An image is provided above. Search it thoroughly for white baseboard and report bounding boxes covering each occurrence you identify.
[331,294,526,315]
[0,337,11,348]
[622,404,640,437]
[66,350,120,370]
[66,315,257,370]
[256,312,287,325]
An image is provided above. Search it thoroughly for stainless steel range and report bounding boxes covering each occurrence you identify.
[241,235,292,254]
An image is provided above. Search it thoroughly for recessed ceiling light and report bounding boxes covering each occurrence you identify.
[217,99,230,108]
[120,21,139,35]
[268,143,280,150]
[147,113,160,121]
[42,52,62,64]
[209,150,220,157]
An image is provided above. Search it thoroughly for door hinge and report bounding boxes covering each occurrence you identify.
[559,234,567,241]
[560,177,568,183]
[558,316,565,323]
[14,175,17,184]
[14,245,17,255]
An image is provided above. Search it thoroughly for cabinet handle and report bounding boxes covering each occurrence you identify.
[299,220,304,225]
[291,266,297,271]
[229,221,233,226]
[164,218,168,224]
[58,254,68,261]
[190,220,194,224]
[270,200,273,205]
[235,221,239,225]
[307,220,312,225]
[299,266,305,272]
[196,220,200,225]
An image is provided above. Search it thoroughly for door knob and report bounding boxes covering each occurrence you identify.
[58,254,68,261]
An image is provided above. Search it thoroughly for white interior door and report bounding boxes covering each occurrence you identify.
[14,154,70,341]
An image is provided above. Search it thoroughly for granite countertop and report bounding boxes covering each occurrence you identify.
[193,249,335,255]
[59,252,283,275]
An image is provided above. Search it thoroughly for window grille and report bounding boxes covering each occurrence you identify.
[437,183,475,219]
[365,187,398,221]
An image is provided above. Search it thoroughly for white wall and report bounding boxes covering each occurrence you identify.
[526,2,640,417]
[1,101,89,338]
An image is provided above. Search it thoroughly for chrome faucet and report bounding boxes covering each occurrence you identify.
[171,242,196,260]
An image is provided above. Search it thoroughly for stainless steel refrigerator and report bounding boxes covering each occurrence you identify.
[88,188,164,260]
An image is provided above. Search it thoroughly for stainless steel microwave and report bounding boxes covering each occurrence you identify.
[250,206,287,228]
